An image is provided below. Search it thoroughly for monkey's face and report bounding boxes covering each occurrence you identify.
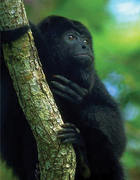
[62,30,94,68]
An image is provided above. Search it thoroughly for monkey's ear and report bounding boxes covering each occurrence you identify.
[1,26,29,44]
[37,15,66,35]
[37,17,51,35]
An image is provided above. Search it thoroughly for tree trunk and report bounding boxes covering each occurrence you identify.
[0,0,76,179]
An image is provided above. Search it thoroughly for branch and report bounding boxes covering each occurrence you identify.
[0,0,76,179]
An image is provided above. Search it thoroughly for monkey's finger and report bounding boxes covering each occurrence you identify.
[61,123,80,134]
[52,75,88,97]
[51,82,82,101]
[51,81,76,96]
[52,88,83,104]
[51,89,78,103]
[61,123,75,128]
[57,133,76,139]
[57,128,75,134]
[61,138,77,144]
[61,137,83,146]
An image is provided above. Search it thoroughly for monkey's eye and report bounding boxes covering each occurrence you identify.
[67,35,75,40]
[84,40,89,45]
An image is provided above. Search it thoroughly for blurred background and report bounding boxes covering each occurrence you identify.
[24,0,140,179]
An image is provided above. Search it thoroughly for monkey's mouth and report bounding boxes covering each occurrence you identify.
[74,53,94,60]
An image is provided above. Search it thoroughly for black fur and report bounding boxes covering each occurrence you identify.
[1,15,126,180]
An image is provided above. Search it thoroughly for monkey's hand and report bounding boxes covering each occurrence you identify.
[51,75,88,105]
[57,123,91,178]
[57,123,83,146]
[1,26,29,44]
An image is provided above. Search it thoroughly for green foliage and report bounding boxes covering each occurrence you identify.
[24,1,140,179]
[0,158,19,180]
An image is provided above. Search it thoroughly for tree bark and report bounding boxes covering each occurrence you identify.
[0,0,76,179]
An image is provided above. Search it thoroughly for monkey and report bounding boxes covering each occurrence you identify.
[1,15,126,180]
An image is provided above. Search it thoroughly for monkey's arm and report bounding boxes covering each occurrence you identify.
[1,26,29,44]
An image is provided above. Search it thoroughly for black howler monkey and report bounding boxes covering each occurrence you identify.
[1,16,126,180]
